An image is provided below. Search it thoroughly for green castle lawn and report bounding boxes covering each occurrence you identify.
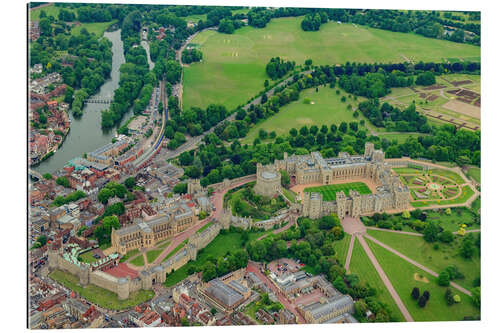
[304,182,372,201]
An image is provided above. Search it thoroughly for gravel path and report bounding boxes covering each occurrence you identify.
[344,235,356,272]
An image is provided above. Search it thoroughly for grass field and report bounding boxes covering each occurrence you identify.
[242,86,375,143]
[378,133,427,144]
[466,167,481,183]
[428,169,466,184]
[365,238,480,321]
[366,229,480,290]
[77,250,98,264]
[304,182,372,201]
[333,234,351,266]
[282,188,298,203]
[130,254,145,267]
[196,222,214,234]
[146,249,163,263]
[71,21,117,37]
[49,269,154,310]
[183,17,479,111]
[348,238,404,321]
[164,231,269,287]
[30,4,76,21]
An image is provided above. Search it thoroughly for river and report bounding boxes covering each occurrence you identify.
[33,29,132,174]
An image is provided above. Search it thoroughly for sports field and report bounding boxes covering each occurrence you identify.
[304,182,372,201]
[183,17,480,110]
[242,86,374,143]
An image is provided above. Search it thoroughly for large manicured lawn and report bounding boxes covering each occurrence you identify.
[183,17,479,111]
[304,182,372,201]
[242,86,375,143]
[348,238,404,322]
[366,229,480,290]
[164,231,269,287]
[49,269,154,310]
[71,21,117,37]
[365,238,480,321]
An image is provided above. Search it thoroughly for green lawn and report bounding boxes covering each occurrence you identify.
[120,249,140,263]
[304,182,372,201]
[146,249,164,263]
[130,254,145,267]
[334,234,352,266]
[78,250,97,264]
[466,167,480,183]
[49,269,154,310]
[282,188,298,203]
[393,167,424,174]
[30,4,76,21]
[378,133,427,144]
[71,21,117,37]
[365,238,480,321]
[437,185,474,205]
[164,231,269,287]
[366,229,480,290]
[242,87,374,143]
[348,238,404,322]
[428,169,466,185]
[183,16,479,111]
[157,240,171,249]
[162,239,189,262]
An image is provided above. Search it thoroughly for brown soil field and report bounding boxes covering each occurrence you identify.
[442,99,481,119]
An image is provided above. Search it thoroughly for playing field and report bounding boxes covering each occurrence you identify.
[304,182,372,201]
[183,17,480,110]
[242,86,374,143]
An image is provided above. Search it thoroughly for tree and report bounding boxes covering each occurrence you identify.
[471,287,480,308]
[280,170,290,187]
[402,210,411,219]
[445,288,454,305]
[173,183,188,194]
[418,295,427,307]
[411,287,420,300]
[459,236,475,259]
[423,222,440,242]
[333,276,348,293]
[210,308,217,315]
[218,18,235,34]
[43,173,52,180]
[56,176,70,188]
[97,188,114,204]
[124,177,136,189]
[202,262,217,282]
[438,270,450,286]
[439,230,454,243]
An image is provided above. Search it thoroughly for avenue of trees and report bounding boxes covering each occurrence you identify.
[265,57,295,80]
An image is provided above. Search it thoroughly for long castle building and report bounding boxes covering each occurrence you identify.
[253,143,410,219]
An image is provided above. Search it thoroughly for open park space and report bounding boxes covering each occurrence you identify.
[49,269,154,310]
[183,17,479,111]
[242,86,373,143]
[381,73,480,130]
[303,182,372,201]
[365,237,480,321]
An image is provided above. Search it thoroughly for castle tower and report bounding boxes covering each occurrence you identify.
[47,244,61,271]
[187,179,202,195]
[336,191,347,219]
[364,142,375,159]
[349,190,361,218]
[117,277,130,300]
[79,264,90,286]
[219,208,231,229]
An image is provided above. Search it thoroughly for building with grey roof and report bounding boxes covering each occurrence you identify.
[298,294,355,324]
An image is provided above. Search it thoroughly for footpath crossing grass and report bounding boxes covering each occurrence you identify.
[49,269,154,310]
[183,16,479,110]
[365,238,480,321]
[366,229,480,290]
[348,238,404,322]
[304,182,372,201]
